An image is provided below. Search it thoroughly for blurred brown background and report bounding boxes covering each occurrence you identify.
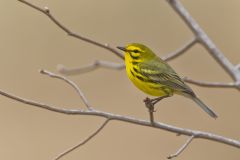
[0,0,239,159]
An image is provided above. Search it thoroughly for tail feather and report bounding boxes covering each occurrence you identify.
[191,96,218,118]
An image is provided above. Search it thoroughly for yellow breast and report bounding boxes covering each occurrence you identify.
[125,53,170,97]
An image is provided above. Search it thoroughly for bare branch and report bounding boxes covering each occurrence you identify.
[17,0,124,60]
[167,135,195,159]
[166,0,240,82]
[0,80,239,149]
[57,61,125,76]
[56,60,240,90]
[183,77,240,89]
[162,37,198,61]
[40,69,93,110]
[236,64,240,70]
[54,119,110,160]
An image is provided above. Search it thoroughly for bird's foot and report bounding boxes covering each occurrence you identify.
[143,97,156,111]
[143,96,169,125]
[143,97,156,124]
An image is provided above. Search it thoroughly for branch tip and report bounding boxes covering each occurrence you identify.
[39,69,44,74]
[39,69,53,77]
[54,119,110,160]
[167,135,195,159]
[40,69,93,110]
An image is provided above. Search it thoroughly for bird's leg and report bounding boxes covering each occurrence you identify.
[148,95,170,105]
[144,97,155,124]
[143,95,170,125]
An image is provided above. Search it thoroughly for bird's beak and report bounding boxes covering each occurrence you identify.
[117,46,127,52]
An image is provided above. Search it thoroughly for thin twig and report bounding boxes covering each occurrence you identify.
[236,64,240,70]
[167,135,195,159]
[58,36,198,75]
[57,61,125,76]
[162,37,198,61]
[0,74,239,148]
[183,77,240,89]
[166,0,240,82]
[39,69,93,110]
[18,0,124,60]
[54,119,110,160]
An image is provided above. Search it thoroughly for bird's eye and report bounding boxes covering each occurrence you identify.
[133,49,139,53]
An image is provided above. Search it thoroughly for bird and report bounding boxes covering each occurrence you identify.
[117,43,218,118]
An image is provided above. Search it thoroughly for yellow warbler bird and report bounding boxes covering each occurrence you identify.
[117,43,218,118]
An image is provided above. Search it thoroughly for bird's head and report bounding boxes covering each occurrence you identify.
[117,43,155,60]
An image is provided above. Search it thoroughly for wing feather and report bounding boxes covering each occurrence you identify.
[139,59,195,96]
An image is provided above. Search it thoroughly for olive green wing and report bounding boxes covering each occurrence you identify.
[138,58,195,96]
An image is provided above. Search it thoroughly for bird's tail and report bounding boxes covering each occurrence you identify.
[191,96,218,119]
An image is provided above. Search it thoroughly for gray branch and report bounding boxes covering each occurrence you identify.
[166,0,240,82]
[162,37,198,61]
[58,61,240,90]
[18,0,240,90]
[17,0,124,60]
[183,77,240,90]
[0,70,239,150]
[1,87,240,148]
[0,85,239,148]
[57,61,125,76]
[39,69,93,110]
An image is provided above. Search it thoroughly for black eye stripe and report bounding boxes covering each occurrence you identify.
[129,52,139,59]
[133,49,139,53]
